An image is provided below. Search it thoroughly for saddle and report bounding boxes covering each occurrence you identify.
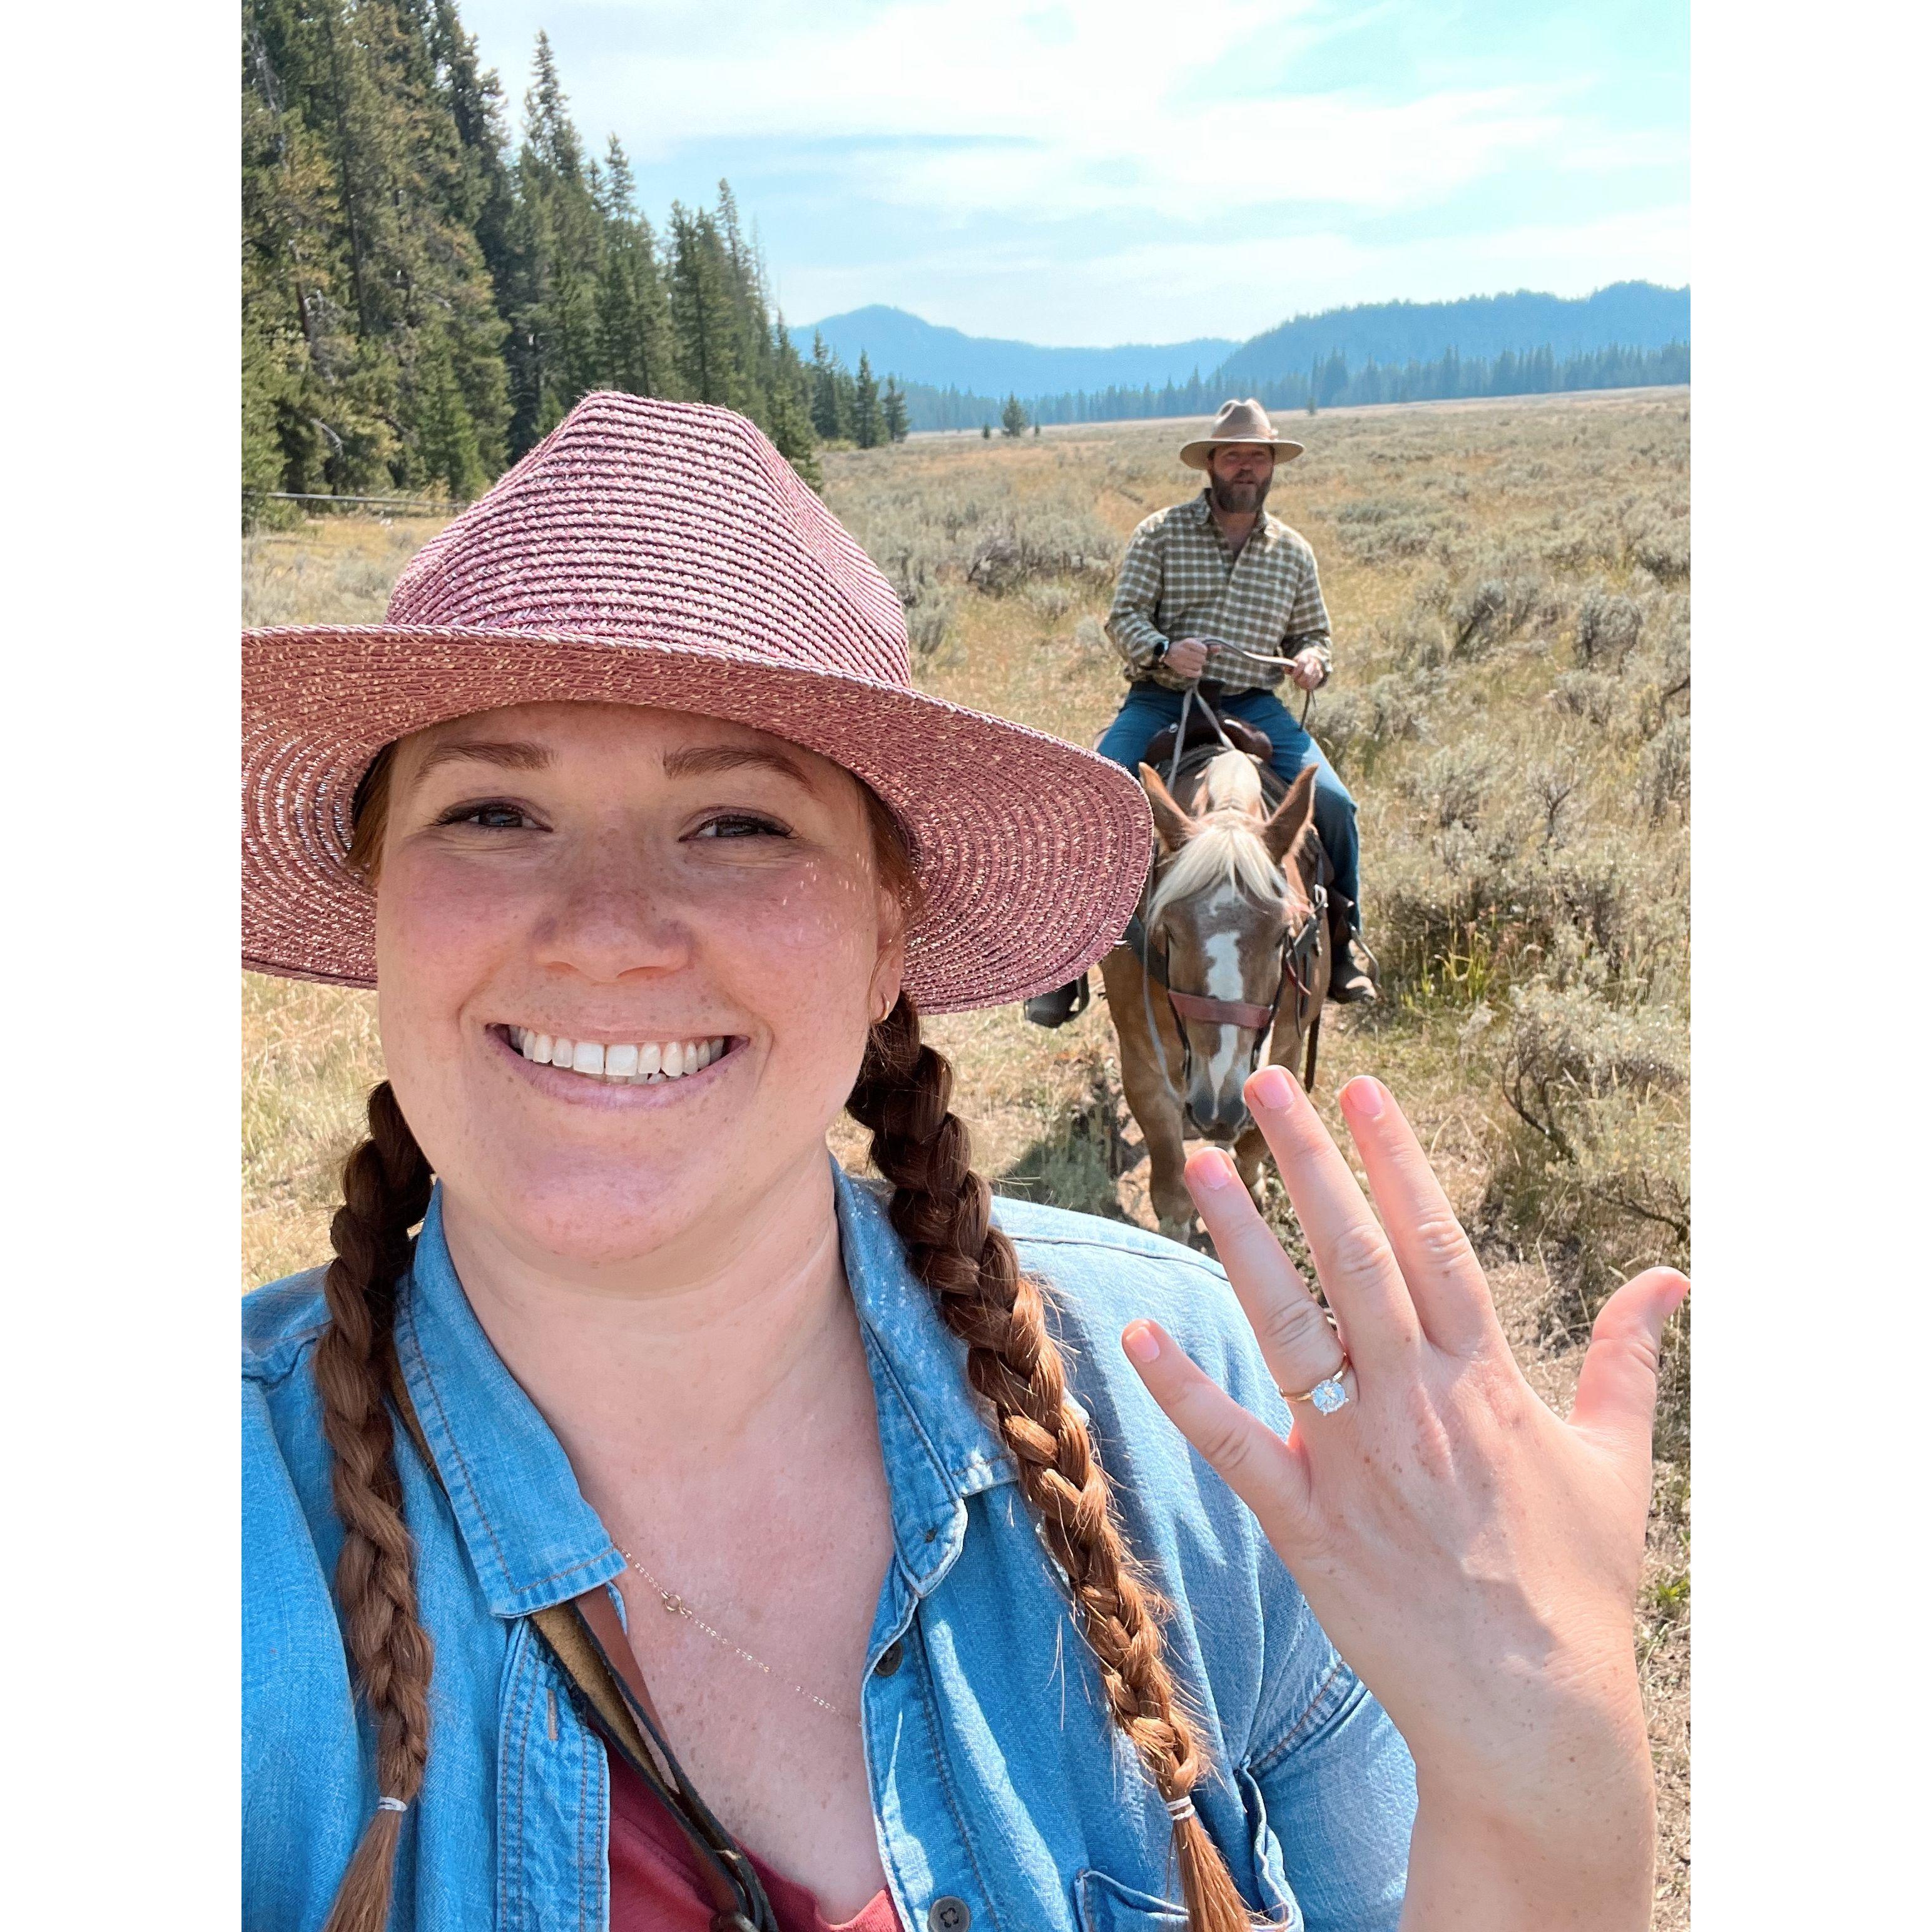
[1142,704,1274,773]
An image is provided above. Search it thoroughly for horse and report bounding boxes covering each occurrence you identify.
[1098,746,1331,1242]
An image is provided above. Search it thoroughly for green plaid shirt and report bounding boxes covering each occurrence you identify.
[1104,492,1333,693]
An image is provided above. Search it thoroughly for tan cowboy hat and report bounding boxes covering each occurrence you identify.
[1179,398,1305,470]
[242,392,1151,1012]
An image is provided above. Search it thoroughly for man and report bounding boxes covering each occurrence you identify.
[1025,397,1376,1027]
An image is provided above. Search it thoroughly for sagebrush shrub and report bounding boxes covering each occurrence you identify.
[1640,714,1692,822]
[1575,588,1645,669]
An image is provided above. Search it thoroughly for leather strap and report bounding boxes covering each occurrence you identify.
[1165,987,1279,1032]
[385,1359,777,1931]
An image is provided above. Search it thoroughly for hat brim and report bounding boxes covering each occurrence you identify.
[243,626,1152,1013]
[1179,438,1305,471]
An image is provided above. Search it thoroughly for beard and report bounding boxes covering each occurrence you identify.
[1209,472,1271,514]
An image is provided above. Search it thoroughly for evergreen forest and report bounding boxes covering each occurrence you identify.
[242,0,1687,510]
[242,0,908,514]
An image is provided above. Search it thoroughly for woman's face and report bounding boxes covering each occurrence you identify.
[373,701,905,1279]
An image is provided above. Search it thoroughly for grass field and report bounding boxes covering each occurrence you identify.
[243,387,1690,1921]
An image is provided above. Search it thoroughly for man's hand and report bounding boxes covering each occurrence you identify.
[1286,649,1325,692]
[1165,636,1211,679]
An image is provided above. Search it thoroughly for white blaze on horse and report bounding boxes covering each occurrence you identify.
[1099,748,1330,1241]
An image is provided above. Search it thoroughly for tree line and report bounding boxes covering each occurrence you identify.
[243,1,907,511]
[240,0,1687,506]
[900,340,1690,433]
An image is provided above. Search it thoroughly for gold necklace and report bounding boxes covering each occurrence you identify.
[616,1545,857,1722]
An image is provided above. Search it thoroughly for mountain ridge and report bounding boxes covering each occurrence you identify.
[793,283,1689,406]
[790,305,1238,400]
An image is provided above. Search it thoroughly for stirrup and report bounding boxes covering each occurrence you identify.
[1023,974,1091,1029]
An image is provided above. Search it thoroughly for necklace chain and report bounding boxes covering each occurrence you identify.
[615,1546,856,1722]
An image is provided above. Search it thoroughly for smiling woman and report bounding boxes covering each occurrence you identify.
[243,392,1685,1932]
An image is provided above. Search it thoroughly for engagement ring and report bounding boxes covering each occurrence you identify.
[1279,1355,1353,1415]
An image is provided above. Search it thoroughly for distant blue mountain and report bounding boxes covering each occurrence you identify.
[789,305,1238,399]
[795,284,1690,417]
[1212,282,1690,389]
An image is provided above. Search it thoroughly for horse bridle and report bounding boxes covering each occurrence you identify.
[1124,881,1327,1094]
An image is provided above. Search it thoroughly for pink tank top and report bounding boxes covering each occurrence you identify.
[607,1743,904,1932]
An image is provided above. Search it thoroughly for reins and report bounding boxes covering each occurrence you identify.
[1192,638,1316,728]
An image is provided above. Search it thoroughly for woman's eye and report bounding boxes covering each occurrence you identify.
[694,813,790,841]
[437,801,536,830]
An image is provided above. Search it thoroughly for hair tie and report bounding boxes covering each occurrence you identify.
[377,1796,409,1814]
[1163,1794,1196,1823]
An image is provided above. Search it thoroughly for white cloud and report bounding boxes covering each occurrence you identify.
[459,0,1688,343]
[561,1,1558,216]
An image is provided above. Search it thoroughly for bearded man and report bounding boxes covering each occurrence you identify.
[1025,398,1376,1028]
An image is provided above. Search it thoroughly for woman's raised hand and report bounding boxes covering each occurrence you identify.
[1121,1066,1687,1930]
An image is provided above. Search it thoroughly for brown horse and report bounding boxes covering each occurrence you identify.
[1099,748,1330,1241]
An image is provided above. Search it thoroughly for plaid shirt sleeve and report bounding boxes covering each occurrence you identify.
[1105,519,1169,675]
[1284,545,1333,684]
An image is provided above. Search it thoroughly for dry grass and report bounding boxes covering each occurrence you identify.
[241,389,1689,1924]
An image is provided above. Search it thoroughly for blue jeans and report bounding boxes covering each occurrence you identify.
[1096,682,1363,927]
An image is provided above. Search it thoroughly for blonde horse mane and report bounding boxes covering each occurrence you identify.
[1146,750,1286,925]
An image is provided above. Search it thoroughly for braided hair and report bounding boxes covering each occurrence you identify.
[305,757,1254,1932]
[312,1080,435,1932]
[847,998,1254,1932]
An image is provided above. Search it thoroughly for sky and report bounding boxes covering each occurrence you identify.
[455,0,1689,348]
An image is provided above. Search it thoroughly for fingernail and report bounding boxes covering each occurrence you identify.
[1187,1150,1236,1192]
[1343,1077,1386,1120]
[1250,1065,1293,1110]
[1122,1321,1162,1365]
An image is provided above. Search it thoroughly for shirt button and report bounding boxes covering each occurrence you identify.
[927,1899,970,1932]
[874,1640,905,1678]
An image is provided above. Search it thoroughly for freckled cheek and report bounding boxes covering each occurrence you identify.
[704,862,881,1021]
[373,863,534,1024]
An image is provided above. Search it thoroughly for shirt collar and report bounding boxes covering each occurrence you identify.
[830,1164,1017,1590]
[392,1168,1016,1618]
[395,1191,625,1617]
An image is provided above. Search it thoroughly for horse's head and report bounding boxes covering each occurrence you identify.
[1137,753,1321,1142]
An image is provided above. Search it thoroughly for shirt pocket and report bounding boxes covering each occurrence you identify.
[1075,1869,1189,1932]
[1075,1838,1304,1932]
[1237,1764,1307,1928]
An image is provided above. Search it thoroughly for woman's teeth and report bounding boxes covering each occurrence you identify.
[510,1029,728,1084]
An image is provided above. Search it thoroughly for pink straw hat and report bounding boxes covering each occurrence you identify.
[243,392,1151,1011]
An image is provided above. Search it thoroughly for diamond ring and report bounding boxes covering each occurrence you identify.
[1278,1353,1353,1415]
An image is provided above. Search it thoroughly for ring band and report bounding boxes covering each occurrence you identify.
[1278,1353,1353,1415]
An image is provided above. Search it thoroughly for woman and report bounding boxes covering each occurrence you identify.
[243,394,1686,1932]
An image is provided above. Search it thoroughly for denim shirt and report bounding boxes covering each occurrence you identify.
[244,1165,1415,1931]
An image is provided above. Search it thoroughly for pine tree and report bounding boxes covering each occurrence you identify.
[412,331,489,498]
[594,135,676,399]
[881,376,909,444]
[504,31,606,443]
[763,321,823,489]
[982,422,992,439]
[1000,393,1027,437]
[852,350,883,449]
[667,202,746,409]
[808,333,853,440]
[242,0,508,496]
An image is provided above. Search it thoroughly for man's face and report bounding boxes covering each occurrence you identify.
[1208,442,1274,514]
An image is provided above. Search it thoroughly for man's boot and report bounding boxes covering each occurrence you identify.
[1328,900,1378,1005]
[1024,974,1090,1029]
